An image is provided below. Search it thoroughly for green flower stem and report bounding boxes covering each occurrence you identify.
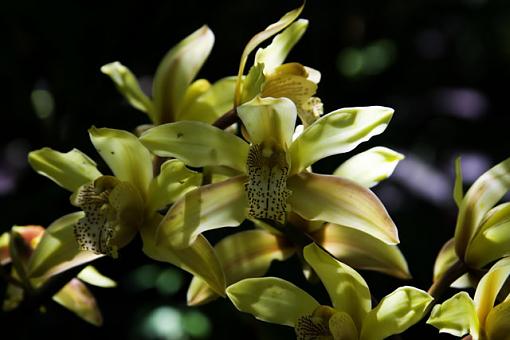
[428,259,467,301]
[212,107,237,129]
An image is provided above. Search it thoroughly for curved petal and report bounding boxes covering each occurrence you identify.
[453,157,464,208]
[153,25,214,124]
[255,19,308,74]
[288,172,399,244]
[486,300,510,340]
[234,4,304,105]
[226,277,319,327]
[89,127,152,198]
[157,176,249,248]
[303,243,371,330]
[360,286,433,340]
[28,148,102,192]
[289,106,394,175]
[100,61,155,120]
[237,96,297,149]
[187,229,295,306]
[140,121,249,172]
[426,291,479,338]
[466,202,510,268]
[433,238,459,283]
[311,223,410,279]
[27,212,102,279]
[141,214,225,297]
[77,266,116,288]
[175,79,211,120]
[474,256,510,328]
[455,157,510,260]
[147,159,202,213]
[333,147,404,188]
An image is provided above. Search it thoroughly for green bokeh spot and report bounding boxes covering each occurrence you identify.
[182,310,211,338]
[156,268,184,296]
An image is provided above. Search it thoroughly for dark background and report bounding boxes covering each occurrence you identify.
[1,0,509,338]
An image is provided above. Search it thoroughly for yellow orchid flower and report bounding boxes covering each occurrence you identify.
[428,256,510,340]
[101,26,236,125]
[140,97,399,255]
[227,243,432,340]
[27,127,226,295]
[433,157,510,289]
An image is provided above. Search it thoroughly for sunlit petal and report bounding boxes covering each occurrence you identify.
[289,106,394,175]
[288,172,399,244]
[226,277,319,327]
[77,266,116,288]
[303,243,371,330]
[28,148,102,192]
[140,121,249,172]
[360,286,433,340]
[433,238,459,283]
[486,300,510,340]
[333,147,404,188]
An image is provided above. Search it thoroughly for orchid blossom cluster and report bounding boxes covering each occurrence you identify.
[2,3,510,339]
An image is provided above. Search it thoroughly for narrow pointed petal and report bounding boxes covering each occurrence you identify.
[89,127,152,198]
[53,278,103,326]
[360,286,433,340]
[453,157,464,208]
[77,266,116,288]
[288,173,399,244]
[486,300,510,340]
[153,25,214,124]
[140,121,249,172]
[474,257,510,328]
[187,229,295,306]
[28,148,102,192]
[289,106,394,175]
[333,147,404,188]
[226,277,319,327]
[466,202,510,268]
[303,243,371,330]
[156,176,249,248]
[100,62,155,120]
[433,238,459,283]
[179,77,237,123]
[455,157,510,259]
[141,214,225,296]
[234,4,304,105]
[28,212,102,279]
[311,223,410,279]
[255,19,308,74]
[147,159,202,213]
[427,291,479,338]
[238,96,297,149]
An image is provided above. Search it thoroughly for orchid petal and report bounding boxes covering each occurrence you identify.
[360,286,433,340]
[288,172,399,244]
[147,159,202,213]
[77,266,116,288]
[153,25,214,124]
[89,127,152,199]
[53,278,103,326]
[303,243,371,330]
[255,19,308,74]
[311,223,410,279]
[226,277,319,327]
[453,157,464,208]
[289,106,394,175]
[141,214,225,296]
[28,148,101,192]
[455,157,510,260]
[333,147,404,188]
[27,212,102,279]
[234,4,304,105]
[427,291,479,338]
[140,121,249,172]
[100,61,155,120]
[474,256,510,328]
[433,238,459,283]
[486,300,510,340]
[187,229,295,306]
[175,78,211,120]
[238,96,297,149]
[157,176,249,248]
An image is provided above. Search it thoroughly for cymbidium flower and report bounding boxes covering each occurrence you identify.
[140,96,399,254]
[101,25,235,125]
[28,127,226,295]
[186,147,409,306]
[427,256,510,340]
[433,157,510,288]
[227,243,432,340]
